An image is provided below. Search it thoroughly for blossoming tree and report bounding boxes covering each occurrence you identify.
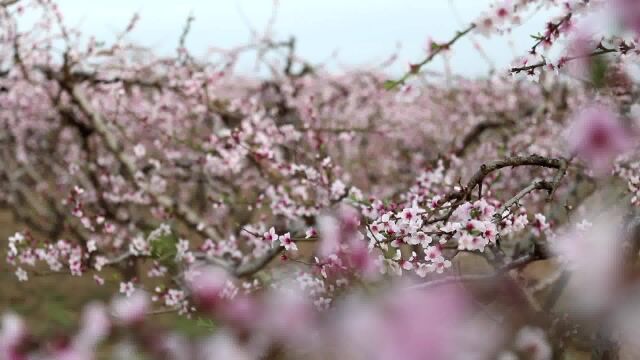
[2,0,640,358]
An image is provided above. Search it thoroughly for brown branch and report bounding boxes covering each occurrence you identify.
[453,120,513,157]
[386,23,476,89]
[542,271,569,311]
[463,155,564,201]
[234,245,283,277]
[547,157,569,200]
[494,180,554,222]
[64,86,229,254]
[425,155,564,224]
[510,48,619,74]
[530,13,572,55]
[232,235,318,277]
[37,65,168,90]
[0,0,19,7]
[406,253,536,290]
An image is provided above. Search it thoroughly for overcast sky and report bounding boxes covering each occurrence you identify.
[49,0,557,76]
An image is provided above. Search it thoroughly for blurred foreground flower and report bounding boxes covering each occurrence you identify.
[111,290,150,326]
[0,313,27,360]
[551,209,625,313]
[326,285,474,360]
[566,105,632,176]
[186,266,231,312]
[614,0,640,34]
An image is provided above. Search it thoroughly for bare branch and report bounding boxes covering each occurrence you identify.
[464,155,565,201]
[386,23,476,89]
[67,86,225,244]
[406,254,536,291]
[234,246,283,277]
[453,120,513,157]
[510,48,620,74]
[494,179,554,222]
[0,0,19,7]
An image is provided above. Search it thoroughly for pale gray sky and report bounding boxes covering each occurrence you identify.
[49,0,557,76]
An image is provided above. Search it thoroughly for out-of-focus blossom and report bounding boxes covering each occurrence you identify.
[133,143,146,158]
[630,103,640,129]
[317,204,361,257]
[327,286,469,360]
[566,105,632,176]
[159,334,191,360]
[186,266,231,311]
[0,313,27,360]
[513,326,552,360]
[559,22,600,80]
[450,315,504,360]
[75,302,110,350]
[111,290,150,326]
[613,0,640,34]
[258,284,317,349]
[377,287,468,360]
[51,347,93,360]
[395,84,422,103]
[551,210,624,313]
[218,294,259,329]
[317,215,340,257]
[198,331,254,360]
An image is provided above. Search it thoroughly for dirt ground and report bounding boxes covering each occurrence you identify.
[0,209,117,335]
[0,209,206,342]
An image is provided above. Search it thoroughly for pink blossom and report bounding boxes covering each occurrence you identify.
[561,24,600,80]
[331,286,469,360]
[263,227,278,243]
[3,1,640,357]
[119,281,135,297]
[316,216,340,257]
[51,347,93,360]
[551,210,624,313]
[567,105,632,176]
[514,326,552,360]
[111,290,150,326]
[305,227,317,239]
[614,0,640,34]
[378,287,468,359]
[186,266,231,311]
[0,313,27,360]
[279,232,298,251]
[75,302,110,349]
[258,284,317,348]
[198,332,253,360]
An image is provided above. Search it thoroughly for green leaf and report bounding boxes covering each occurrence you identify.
[196,317,216,329]
[530,33,544,40]
[150,229,179,266]
[590,56,608,89]
[172,316,216,336]
[46,301,75,328]
[383,80,399,90]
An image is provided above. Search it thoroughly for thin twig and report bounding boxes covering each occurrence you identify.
[542,271,570,311]
[406,254,535,290]
[530,13,572,55]
[0,0,19,7]
[453,120,513,157]
[510,48,619,74]
[464,155,564,201]
[386,24,476,89]
[494,180,554,222]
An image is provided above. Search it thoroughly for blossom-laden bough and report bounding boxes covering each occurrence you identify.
[2,0,640,359]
